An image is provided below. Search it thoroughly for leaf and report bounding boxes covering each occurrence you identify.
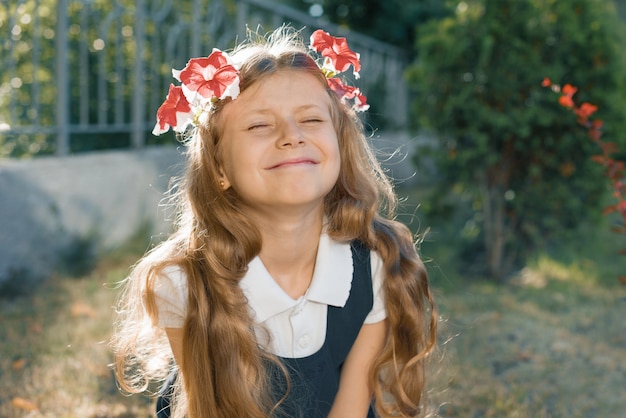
[562,83,577,96]
[11,397,39,411]
[558,95,574,108]
[591,155,608,165]
[610,225,626,233]
[30,322,43,334]
[602,205,617,216]
[600,141,619,155]
[12,358,26,370]
[71,301,97,318]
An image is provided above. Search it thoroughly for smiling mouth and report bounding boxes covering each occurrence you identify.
[267,159,318,169]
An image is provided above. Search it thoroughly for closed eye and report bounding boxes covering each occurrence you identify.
[301,118,324,124]
[248,123,270,131]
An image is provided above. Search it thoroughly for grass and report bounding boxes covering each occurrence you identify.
[1,190,625,417]
[0,241,154,417]
[402,191,626,418]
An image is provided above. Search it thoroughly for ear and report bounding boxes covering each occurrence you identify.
[218,168,232,191]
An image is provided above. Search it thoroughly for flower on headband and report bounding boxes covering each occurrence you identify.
[152,84,194,135]
[153,49,240,135]
[309,29,368,111]
[326,77,369,112]
[174,49,240,104]
[310,29,361,78]
[153,30,370,136]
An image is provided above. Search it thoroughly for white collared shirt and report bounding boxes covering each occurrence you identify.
[153,234,386,358]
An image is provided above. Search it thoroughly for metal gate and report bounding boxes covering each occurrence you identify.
[0,0,409,156]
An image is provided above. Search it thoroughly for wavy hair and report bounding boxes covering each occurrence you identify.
[111,26,437,418]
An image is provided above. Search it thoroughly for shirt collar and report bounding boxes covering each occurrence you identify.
[239,234,354,323]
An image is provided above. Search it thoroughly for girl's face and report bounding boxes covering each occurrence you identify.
[218,70,341,218]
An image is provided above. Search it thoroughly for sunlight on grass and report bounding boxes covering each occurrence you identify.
[1,186,625,417]
[0,235,154,418]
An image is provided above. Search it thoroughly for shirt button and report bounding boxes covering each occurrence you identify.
[298,334,311,348]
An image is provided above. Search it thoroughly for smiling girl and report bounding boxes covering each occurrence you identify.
[111,27,437,418]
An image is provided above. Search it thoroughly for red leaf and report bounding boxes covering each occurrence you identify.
[574,102,598,124]
[600,142,619,155]
[11,397,38,412]
[12,358,26,370]
[562,83,577,96]
[591,155,608,165]
[588,126,602,141]
[603,205,618,216]
[558,95,574,108]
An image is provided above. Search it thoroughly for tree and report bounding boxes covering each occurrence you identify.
[277,0,448,51]
[407,0,626,280]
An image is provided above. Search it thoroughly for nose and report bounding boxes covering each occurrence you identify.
[278,120,305,148]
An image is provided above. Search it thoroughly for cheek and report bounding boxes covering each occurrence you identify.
[219,142,265,186]
[329,143,342,182]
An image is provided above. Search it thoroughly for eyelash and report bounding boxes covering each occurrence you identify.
[247,118,324,131]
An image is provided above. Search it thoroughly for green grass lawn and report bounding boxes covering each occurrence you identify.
[1,190,625,417]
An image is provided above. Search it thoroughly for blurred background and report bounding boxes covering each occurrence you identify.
[1,0,625,416]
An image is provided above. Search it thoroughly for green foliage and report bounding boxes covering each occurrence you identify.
[278,0,448,50]
[0,1,57,157]
[1,0,237,158]
[407,0,626,278]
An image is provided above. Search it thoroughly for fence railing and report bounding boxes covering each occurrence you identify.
[0,0,410,156]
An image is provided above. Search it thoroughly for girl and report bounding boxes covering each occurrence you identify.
[111,27,437,418]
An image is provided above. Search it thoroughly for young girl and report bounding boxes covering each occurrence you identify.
[111,27,437,418]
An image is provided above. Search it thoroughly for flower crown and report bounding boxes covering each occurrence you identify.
[152,29,369,136]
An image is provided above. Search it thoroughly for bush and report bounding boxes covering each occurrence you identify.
[407,0,626,279]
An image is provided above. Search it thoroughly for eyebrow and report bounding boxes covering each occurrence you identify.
[245,103,328,115]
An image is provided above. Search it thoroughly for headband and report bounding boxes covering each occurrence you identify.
[152,29,368,136]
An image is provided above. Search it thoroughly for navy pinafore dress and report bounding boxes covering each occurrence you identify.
[156,241,376,417]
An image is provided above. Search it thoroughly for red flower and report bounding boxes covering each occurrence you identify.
[326,77,369,111]
[153,84,194,135]
[327,77,358,99]
[310,30,361,77]
[541,77,551,87]
[353,91,369,112]
[176,50,240,103]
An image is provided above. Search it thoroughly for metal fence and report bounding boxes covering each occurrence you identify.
[0,0,410,156]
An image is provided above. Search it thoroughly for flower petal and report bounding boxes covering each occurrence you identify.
[177,50,240,104]
[310,29,361,77]
[326,77,357,100]
[153,84,194,135]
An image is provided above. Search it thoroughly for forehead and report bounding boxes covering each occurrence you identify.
[232,70,331,112]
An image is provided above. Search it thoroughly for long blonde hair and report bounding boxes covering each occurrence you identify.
[111,27,437,418]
